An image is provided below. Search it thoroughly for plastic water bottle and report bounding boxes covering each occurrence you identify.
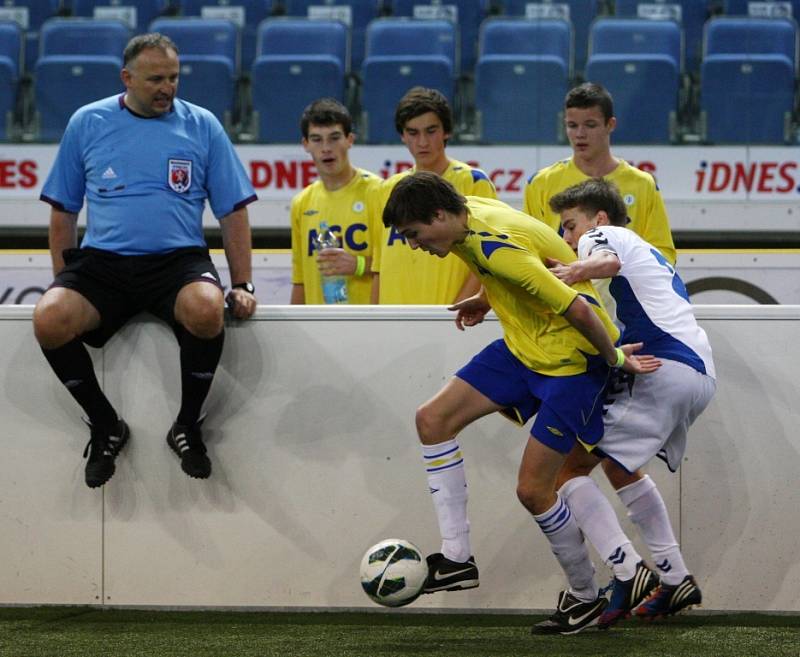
[315,221,348,304]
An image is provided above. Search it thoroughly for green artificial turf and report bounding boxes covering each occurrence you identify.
[1,607,798,657]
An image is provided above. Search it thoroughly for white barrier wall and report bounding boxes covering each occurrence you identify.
[1,305,799,612]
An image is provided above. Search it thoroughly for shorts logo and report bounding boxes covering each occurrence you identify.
[546,426,564,437]
[168,159,192,193]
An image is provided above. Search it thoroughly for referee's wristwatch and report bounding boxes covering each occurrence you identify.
[231,281,255,294]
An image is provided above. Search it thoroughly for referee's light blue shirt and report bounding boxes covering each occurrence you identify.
[41,94,257,255]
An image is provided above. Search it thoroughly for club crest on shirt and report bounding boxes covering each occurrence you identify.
[168,159,192,193]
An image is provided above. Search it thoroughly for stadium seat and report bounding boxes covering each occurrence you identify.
[613,0,707,72]
[723,0,800,18]
[585,54,679,143]
[479,17,571,70]
[360,18,455,143]
[284,0,380,71]
[704,16,798,65]
[475,58,567,143]
[71,0,170,33]
[149,18,238,124]
[700,17,797,143]
[473,17,570,143]
[178,0,274,73]
[700,54,794,142]
[364,17,455,62]
[250,18,347,142]
[256,17,348,68]
[0,21,22,139]
[39,18,131,57]
[389,0,489,74]
[34,55,124,141]
[502,0,598,73]
[0,0,62,73]
[589,17,682,71]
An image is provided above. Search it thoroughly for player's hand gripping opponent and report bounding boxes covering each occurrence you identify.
[617,342,661,374]
[448,288,491,331]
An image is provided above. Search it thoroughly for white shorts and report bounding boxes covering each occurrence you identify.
[596,359,716,473]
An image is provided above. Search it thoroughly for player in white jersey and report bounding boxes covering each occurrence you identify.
[545,178,716,628]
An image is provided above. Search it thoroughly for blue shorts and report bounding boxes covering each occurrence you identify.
[456,339,611,454]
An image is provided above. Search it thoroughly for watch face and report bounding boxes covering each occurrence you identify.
[235,282,254,294]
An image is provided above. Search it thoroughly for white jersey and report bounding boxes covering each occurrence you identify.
[578,225,716,380]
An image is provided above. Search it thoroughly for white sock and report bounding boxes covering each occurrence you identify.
[617,475,689,586]
[533,494,598,602]
[422,438,471,563]
[560,476,641,581]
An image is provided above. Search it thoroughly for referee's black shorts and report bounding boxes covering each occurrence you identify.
[52,246,223,347]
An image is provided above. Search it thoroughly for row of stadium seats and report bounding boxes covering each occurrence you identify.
[2,0,800,75]
[1,13,799,143]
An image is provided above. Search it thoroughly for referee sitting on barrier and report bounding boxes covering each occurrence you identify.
[32,33,257,488]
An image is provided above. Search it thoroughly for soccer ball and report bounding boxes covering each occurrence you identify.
[360,538,428,607]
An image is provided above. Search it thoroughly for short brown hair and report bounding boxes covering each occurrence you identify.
[383,171,466,228]
[548,178,628,226]
[123,33,178,67]
[564,82,614,123]
[300,97,352,138]
[394,86,453,136]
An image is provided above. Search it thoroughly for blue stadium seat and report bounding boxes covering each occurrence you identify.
[590,17,682,71]
[0,21,22,139]
[256,17,348,67]
[705,16,797,64]
[149,17,238,65]
[40,18,131,56]
[149,18,238,124]
[178,0,274,73]
[723,0,800,18]
[364,17,455,61]
[284,0,380,71]
[389,0,489,74]
[475,59,567,143]
[701,54,794,142]
[0,20,23,74]
[479,17,571,70]
[361,57,454,142]
[360,17,455,143]
[474,17,570,143]
[250,18,347,142]
[700,17,797,143]
[0,0,62,73]
[35,56,124,141]
[585,54,679,143]
[503,0,598,73]
[71,0,170,33]
[613,0,707,72]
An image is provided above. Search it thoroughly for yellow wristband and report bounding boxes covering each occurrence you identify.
[613,347,625,368]
[355,255,366,277]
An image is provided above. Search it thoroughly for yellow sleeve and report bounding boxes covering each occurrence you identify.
[369,182,389,273]
[522,174,554,229]
[484,242,578,314]
[522,176,535,217]
[641,183,677,265]
[290,195,305,285]
[471,171,498,199]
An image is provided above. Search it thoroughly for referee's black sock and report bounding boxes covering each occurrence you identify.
[176,328,225,427]
[41,338,119,431]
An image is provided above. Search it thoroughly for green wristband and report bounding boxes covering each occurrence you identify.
[355,255,366,277]
[613,347,625,368]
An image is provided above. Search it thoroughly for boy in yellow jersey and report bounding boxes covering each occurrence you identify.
[369,87,497,304]
[290,98,382,304]
[523,83,676,264]
[382,172,660,635]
